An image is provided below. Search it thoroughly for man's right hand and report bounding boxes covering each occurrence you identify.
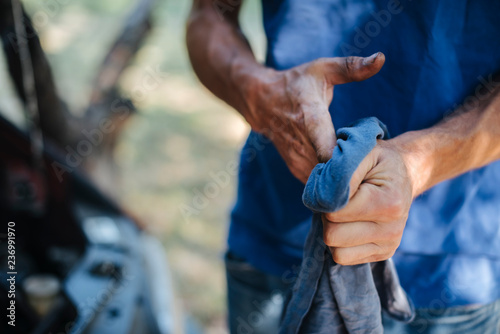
[187,0,385,183]
[237,54,386,183]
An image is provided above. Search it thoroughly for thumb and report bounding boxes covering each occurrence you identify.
[304,106,336,163]
[322,52,385,86]
[348,149,378,199]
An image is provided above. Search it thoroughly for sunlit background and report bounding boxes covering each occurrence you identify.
[20,0,266,332]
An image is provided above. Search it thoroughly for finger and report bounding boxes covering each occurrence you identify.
[323,149,379,221]
[347,148,378,199]
[321,52,386,86]
[322,218,381,248]
[324,182,381,222]
[269,119,316,183]
[285,143,317,183]
[330,243,389,266]
[302,105,336,163]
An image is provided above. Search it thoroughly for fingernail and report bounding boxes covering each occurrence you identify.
[363,52,379,65]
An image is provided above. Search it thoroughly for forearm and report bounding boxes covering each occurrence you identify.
[186,0,266,125]
[395,77,500,197]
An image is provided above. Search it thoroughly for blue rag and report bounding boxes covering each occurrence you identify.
[280,117,414,334]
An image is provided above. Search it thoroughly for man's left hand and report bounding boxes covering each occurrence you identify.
[322,139,415,265]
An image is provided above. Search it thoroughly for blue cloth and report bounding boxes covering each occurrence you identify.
[228,0,500,308]
[280,117,414,334]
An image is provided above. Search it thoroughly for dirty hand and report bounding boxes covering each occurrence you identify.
[241,53,385,183]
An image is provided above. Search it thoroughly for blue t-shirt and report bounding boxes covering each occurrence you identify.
[228,0,500,308]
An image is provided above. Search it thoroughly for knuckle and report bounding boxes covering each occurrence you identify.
[323,222,343,247]
[332,251,347,265]
[385,228,400,242]
[344,56,355,71]
[332,248,356,265]
[324,212,335,222]
[343,56,357,78]
[384,194,407,219]
[375,243,397,261]
[383,223,403,241]
[323,228,336,247]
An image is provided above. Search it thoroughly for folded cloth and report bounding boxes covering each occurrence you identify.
[280,117,415,334]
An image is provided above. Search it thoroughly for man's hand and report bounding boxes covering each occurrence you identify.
[239,54,385,183]
[322,139,415,265]
[186,0,385,183]
[322,75,500,265]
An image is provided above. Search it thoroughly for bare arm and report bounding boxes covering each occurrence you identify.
[398,77,500,196]
[186,0,385,183]
[186,0,258,115]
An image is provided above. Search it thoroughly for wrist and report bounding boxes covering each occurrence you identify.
[390,130,436,198]
[229,57,277,130]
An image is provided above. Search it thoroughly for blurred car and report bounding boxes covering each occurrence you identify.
[0,0,181,333]
[0,113,176,334]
